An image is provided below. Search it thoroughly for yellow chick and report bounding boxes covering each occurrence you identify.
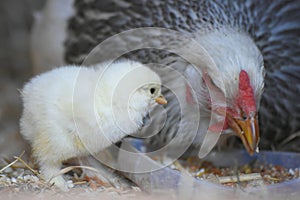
[19,60,167,189]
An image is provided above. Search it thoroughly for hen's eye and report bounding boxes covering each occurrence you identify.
[150,88,156,94]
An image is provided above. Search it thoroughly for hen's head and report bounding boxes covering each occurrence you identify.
[186,29,265,155]
[200,70,262,155]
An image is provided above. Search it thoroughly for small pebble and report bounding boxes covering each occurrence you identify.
[289,168,295,176]
[11,177,17,183]
[66,180,74,188]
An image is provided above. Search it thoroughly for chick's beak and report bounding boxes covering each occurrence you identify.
[155,95,167,105]
[228,113,260,155]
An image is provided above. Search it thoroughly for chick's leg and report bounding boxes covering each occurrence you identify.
[39,160,67,190]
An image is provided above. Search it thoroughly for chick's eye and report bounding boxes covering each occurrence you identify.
[242,115,248,121]
[150,88,156,94]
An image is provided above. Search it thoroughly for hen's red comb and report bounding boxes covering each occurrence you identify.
[238,70,256,115]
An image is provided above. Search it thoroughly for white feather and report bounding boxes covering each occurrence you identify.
[192,28,265,107]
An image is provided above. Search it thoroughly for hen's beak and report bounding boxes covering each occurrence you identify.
[155,95,167,105]
[228,113,260,155]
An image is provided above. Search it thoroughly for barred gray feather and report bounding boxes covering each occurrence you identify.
[65,0,300,152]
